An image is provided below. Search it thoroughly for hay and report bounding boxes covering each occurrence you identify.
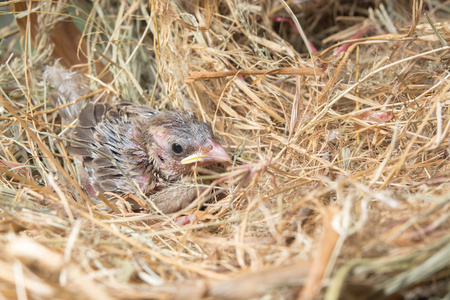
[1,0,449,299]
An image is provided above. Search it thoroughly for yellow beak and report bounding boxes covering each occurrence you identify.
[181,139,231,165]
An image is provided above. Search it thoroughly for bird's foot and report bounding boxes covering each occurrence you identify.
[175,214,196,226]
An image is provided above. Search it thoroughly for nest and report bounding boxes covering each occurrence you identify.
[0,0,449,299]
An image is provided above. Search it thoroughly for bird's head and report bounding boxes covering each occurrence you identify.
[145,111,230,180]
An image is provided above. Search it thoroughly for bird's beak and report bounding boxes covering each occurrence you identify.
[181,139,231,165]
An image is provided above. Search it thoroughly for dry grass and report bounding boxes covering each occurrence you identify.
[1,0,449,299]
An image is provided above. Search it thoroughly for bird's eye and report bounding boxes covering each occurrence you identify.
[171,143,184,154]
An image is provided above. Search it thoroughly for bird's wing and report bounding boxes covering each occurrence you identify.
[69,101,158,195]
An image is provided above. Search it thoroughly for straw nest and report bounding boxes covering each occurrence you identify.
[0,0,449,299]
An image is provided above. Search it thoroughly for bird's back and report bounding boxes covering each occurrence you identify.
[70,101,160,196]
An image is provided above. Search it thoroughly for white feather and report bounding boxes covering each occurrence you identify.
[44,64,90,122]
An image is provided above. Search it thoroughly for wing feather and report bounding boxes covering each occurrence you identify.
[70,101,157,195]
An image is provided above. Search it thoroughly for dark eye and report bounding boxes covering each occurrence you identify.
[171,143,184,154]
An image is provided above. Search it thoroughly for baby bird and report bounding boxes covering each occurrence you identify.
[46,66,230,213]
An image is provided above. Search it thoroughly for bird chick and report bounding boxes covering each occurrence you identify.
[70,101,230,213]
[45,65,230,213]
